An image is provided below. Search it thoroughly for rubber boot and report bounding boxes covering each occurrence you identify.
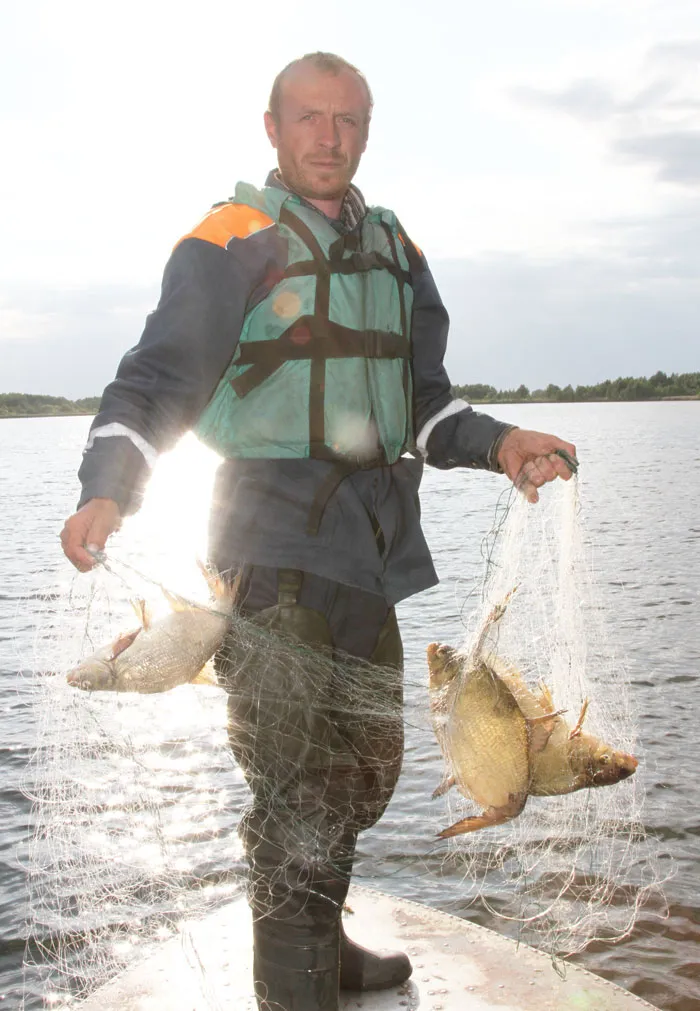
[339,919,412,991]
[253,919,340,1011]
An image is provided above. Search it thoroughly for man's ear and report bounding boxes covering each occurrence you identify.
[264,111,279,149]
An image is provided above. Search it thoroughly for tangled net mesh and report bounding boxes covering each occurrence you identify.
[432,474,663,953]
[21,473,663,1007]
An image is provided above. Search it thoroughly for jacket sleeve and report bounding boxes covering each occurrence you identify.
[78,227,280,514]
[408,246,514,472]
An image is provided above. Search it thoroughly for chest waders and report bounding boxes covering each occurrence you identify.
[198,184,417,1008]
[219,567,408,1010]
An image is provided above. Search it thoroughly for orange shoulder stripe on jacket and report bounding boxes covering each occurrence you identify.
[174,204,274,251]
[397,231,422,258]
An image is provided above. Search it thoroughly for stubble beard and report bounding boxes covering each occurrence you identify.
[282,155,355,203]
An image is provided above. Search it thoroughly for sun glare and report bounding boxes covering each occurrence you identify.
[120,434,221,605]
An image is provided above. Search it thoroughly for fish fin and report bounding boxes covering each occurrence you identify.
[130,598,152,630]
[527,717,555,754]
[109,628,141,660]
[470,585,519,661]
[568,699,590,739]
[526,710,565,753]
[191,661,219,687]
[432,775,457,799]
[197,559,232,602]
[161,587,192,613]
[537,681,555,711]
[437,794,527,838]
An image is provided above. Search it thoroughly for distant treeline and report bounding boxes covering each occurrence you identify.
[0,393,102,418]
[453,371,700,404]
[1,370,698,418]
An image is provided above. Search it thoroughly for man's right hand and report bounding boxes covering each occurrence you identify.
[60,498,122,572]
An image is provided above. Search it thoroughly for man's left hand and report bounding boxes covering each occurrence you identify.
[497,429,578,504]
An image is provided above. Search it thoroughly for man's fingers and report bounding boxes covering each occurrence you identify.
[516,456,557,490]
[547,452,576,481]
[60,522,98,572]
[60,499,121,571]
[516,453,572,503]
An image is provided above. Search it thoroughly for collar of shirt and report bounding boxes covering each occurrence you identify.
[266,169,366,232]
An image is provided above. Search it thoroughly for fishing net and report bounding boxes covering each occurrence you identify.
[429,474,663,954]
[20,463,663,1007]
[20,554,406,1008]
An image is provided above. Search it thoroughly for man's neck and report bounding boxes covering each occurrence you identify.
[303,194,345,220]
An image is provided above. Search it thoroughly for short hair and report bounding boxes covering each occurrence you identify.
[268,52,373,124]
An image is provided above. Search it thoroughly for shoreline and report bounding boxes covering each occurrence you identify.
[0,411,97,419]
[2,396,698,420]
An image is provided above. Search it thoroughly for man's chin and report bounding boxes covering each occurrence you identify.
[299,168,352,200]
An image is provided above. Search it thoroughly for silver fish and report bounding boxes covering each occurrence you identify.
[67,566,232,694]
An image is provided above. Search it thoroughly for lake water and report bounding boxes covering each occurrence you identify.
[0,403,698,1010]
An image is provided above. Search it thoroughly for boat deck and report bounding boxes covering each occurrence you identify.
[79,885,658,1009]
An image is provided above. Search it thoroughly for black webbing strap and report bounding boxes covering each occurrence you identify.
[279,205,328,266]
[230,320,410,398]
[274,207,333,456]
[306,463,355,535]
[277,568,303,606]
[306,450,390,534]
[283,252,411,284]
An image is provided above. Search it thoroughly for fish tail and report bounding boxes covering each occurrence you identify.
[197,559,235,603]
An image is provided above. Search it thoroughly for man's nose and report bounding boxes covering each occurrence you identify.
[317,116,340,148]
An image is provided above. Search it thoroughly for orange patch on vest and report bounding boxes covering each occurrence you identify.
[176,204,274,250]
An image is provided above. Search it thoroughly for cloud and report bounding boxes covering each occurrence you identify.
[512,79,618,121]
[0,284,157,397]
[510,40,700,187]
[614,131,700,185]
[645,39,700,67]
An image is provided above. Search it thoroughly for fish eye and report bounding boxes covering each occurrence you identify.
[599,753,611,764]
[80,679,92,690]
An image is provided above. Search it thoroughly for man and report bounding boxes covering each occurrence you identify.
[62,52,576,1011]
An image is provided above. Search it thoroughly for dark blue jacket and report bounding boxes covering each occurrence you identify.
[78,175,511,604]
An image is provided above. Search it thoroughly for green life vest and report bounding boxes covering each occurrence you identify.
[194,182,415,466]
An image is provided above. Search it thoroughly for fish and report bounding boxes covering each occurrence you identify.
[427,590,638,838]
[66,564,233,694]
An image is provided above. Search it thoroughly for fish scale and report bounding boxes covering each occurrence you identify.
[66,568,233,694]
[115,609,229,693]
[427,590,638,837]
[437,659,530,812]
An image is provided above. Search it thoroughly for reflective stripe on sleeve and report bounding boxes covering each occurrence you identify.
[84,424,159,469]
[415,399,471,458]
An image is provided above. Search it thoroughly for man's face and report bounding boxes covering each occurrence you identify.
[265,65,370,203]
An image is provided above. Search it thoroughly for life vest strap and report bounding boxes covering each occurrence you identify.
[283,252,412,285]
[230,321,411,399]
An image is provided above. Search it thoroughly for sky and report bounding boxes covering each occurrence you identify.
[1,0,698,397]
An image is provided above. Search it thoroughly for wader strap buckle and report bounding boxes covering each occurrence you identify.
[277,568,303,607]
